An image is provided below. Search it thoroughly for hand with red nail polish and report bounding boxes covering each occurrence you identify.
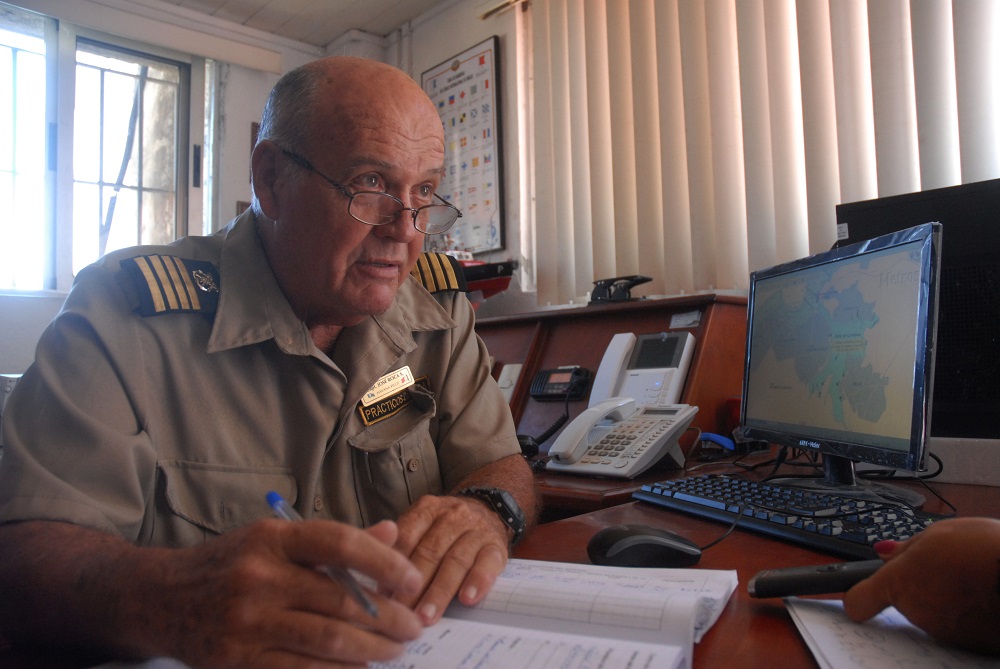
[843,517,1000,656]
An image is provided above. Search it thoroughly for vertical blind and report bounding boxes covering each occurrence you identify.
[527,0,1000,305]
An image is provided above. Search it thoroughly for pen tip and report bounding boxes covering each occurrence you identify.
[266,490,282,506]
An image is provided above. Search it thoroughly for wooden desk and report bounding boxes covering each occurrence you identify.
[535,468,668,514]
[514,480,1000,668]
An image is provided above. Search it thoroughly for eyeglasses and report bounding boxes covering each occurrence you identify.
[280,148,462,235]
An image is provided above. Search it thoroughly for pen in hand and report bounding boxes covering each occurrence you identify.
[265,490,379,618]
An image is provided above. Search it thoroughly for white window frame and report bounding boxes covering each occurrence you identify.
[46,22,204,292]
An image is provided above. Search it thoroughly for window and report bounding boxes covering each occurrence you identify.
[0,5,46,289]
[72,41,187,276]
[0,3,192,291]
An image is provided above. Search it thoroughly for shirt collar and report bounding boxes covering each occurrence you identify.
[206,210,312,355]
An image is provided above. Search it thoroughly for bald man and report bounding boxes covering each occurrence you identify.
[0,57,537,668]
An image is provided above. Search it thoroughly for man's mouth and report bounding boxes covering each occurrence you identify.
[364,258,401,269]
[356,257,405,279]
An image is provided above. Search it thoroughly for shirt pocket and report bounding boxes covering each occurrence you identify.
[157,460,297,543]
[348,384,442,524]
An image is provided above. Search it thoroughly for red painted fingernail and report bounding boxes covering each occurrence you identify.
[873,539,898,555]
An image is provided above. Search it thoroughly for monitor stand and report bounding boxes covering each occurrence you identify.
[768,455,926,508]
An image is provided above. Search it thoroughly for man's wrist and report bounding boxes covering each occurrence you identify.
[456,487,526,546]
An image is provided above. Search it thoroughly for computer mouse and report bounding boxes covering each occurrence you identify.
[587,523,702,568]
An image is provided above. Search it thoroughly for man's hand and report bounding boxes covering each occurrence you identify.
[392,493,511,625]
[0,518,425,668]
[391,453,537,625]
[842,517,1000,656]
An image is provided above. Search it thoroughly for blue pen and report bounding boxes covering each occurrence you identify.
[266,491,379,618]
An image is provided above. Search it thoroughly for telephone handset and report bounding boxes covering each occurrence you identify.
[546,397,698,478]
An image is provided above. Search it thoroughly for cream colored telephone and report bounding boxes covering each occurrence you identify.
[546,397,698,478]
[588,331,695,409]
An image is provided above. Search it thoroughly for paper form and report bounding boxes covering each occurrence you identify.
[371,616,684,669]
[453,559,737,643]
[785,598,998,669]
[371,560,735,669]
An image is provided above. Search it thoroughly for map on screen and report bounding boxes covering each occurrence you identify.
[744,242,924,449]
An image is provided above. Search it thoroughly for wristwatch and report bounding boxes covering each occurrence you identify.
[457,487,527,546]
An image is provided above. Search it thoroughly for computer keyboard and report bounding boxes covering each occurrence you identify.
[632,474,945,559]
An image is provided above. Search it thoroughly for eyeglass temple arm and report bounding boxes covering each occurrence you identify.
[433,193,462,215]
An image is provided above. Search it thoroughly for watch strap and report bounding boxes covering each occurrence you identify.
[457,487,526,546]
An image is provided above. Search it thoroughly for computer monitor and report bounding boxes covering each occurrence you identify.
[835,178,1000,438]
[739,223,942,506]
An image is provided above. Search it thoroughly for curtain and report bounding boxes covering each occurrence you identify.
[527,0,1000,305]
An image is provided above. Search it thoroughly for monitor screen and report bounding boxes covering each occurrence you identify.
[739,223,941,502]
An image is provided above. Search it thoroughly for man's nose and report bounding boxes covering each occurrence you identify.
[375,205,420,242]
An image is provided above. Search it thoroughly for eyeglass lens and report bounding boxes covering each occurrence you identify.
[349,192,458,234]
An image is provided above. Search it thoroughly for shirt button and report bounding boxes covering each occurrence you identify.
[407,458,420,472]
[313,496,324,512]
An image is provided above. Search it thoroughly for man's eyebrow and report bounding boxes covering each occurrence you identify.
[343,158,446,180]
[343,157,391,172]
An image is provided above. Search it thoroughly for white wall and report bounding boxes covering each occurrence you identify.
[0,292,65,373]
[211,62,291,233]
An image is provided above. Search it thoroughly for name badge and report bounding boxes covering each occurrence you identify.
[362,366,415,407]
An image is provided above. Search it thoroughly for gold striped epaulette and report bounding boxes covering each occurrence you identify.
[411,252,468,293]
[121,254,220,316]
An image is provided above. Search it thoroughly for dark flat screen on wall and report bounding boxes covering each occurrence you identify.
[835,179,1000,438]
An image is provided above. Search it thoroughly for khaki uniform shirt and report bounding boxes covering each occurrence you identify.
[0,211,520,546]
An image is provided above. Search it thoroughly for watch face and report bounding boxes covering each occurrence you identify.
[496,490,526,523]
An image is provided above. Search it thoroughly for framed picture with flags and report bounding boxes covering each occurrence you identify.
[421,36,505,254]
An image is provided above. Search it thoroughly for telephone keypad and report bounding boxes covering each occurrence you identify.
[581,416,679,467]
[546,401,698,478]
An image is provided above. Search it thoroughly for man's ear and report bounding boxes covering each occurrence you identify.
[252,140,282,220]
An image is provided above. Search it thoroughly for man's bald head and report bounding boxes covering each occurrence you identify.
[256,57,438,156]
